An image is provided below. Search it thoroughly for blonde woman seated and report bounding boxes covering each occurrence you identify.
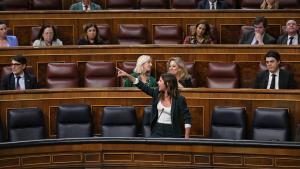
[167,57,192,88]
[124,55,157,87]
[260,0,279,9]
[32,25,63,47]
[183,20,213,45]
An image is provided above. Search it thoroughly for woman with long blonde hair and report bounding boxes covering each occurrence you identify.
[167,57,192,88]
[260,0,279,9]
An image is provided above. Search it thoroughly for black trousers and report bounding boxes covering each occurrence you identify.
[151,123,180,138]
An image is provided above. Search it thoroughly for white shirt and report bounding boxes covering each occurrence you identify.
[14,72,25,90]
[209,1,217,10]
[157,101,172,124]
[81,3,91,11]
[267,69,279,89]
[251,33,265,45]
[133,78,191,128]
[287,34,298,45]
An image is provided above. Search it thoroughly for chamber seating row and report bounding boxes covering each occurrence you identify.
[1,0,299,10]
[11,22,295,45]
[0,104,291,142]
[2,60,297,89]
[1,104,149,142]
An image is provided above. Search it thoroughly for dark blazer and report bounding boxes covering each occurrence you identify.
[135,81,192,138]
[179,78,193,88]
[197,0,229,9]
[253,69,296,89]
[277,33,300,45]
[0,72,38,90]
[239,30,276,44]
[78,38,103,45]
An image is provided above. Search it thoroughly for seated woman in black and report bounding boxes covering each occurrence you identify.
[78,23,103,45]
[117,69,192,138]
[167,57,193,88]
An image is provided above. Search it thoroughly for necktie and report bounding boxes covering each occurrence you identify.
[289,36,294,45]
[16,76,21,90]
[84,5,88,11]
[211,3,215,10]
[270,74,276,89]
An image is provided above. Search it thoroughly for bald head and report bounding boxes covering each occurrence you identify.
[286,20,298,36]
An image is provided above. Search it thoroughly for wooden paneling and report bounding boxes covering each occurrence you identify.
[0,140,299,168]
[0,88,300,140]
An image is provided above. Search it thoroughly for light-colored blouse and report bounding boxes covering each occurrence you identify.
[33,39,63,47]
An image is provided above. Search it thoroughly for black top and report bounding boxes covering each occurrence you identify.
[78,38,103,45]
[179,78,193,88]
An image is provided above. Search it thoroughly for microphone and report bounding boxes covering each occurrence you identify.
[158,108,164,120]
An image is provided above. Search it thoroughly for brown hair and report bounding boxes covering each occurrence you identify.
[192,20,211,37]
[158,73,179,100]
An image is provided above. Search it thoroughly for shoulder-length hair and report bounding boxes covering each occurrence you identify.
[36,25,58,41]
[158,73,179,100]
[82,23,100,42]
[192,20,211,37]
[134,55,152,74]
[260,0,279,9]
[167,57,190,81]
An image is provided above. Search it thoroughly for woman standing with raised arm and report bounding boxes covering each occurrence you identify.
[118,69,192,138]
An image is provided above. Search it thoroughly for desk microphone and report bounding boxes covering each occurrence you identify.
[158,108,164,120]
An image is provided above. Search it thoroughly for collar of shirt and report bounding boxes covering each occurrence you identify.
[14,72,25,78]
[269,69,279,76]
[267,69,280,89]
[209,1,217,9]
[288,34,298,45]
[81,3,91,10]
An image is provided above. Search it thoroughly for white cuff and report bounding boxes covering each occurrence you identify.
[185,124,191,128]
[133,78,139,85]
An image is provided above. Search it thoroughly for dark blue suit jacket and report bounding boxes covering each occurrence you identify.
[135,81,192,137]
[277,33,300,45]
[1,72,38,90]
[253,69,296,89]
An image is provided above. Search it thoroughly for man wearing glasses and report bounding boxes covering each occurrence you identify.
[239,16,275,45]
[0,55,38,90]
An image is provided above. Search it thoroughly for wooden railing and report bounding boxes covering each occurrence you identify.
[0,138,299,168]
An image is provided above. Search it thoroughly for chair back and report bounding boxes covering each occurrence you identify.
[211,107,247,139]
[102,106,137,137]
[57,104,92,138]
[8,108,45,141]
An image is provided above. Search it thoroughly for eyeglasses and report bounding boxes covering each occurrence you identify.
[10,63,22,66]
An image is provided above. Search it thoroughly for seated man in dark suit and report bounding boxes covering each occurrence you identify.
[254,50,296,89]
[197,0,230,10]
[277,20,299,45]
[239,16,276,45]
[0,55,38,90]
[70,0,102,11]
